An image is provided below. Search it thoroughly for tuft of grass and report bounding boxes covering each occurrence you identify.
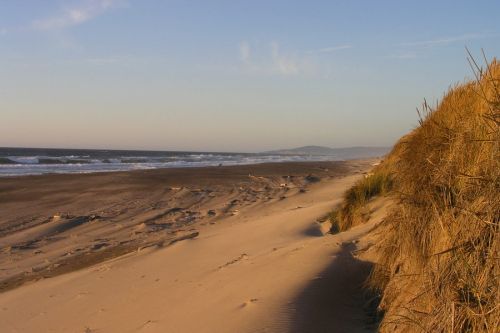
[329,168,393,233]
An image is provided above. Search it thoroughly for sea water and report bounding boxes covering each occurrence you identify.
[0,147,338,177]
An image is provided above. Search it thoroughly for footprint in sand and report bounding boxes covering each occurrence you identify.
[94,264,111,273]
[218,253,249,270]
[240,298,259,308]
[74,291,90,300]
[136,319,158,331]
[291,245,306,252]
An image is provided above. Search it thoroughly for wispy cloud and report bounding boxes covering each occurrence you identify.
[239,41,251,63]
[32,0,123,31]
[400,33,496,47]
[238,41,314,76]
[305,44,352,54]
[270,42,301,75]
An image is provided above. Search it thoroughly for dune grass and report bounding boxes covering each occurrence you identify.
[364,56,500,332]
[328,55,499,332]
[329,168,393,233]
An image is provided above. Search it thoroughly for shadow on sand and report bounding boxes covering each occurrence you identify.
[302,223,326,237]
[289,242,381,333]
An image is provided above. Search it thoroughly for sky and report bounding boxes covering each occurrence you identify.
[1,0,500,152]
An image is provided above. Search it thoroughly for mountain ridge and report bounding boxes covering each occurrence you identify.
[263,145,391,158]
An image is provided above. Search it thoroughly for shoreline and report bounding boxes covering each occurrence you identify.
[0,158,363,179]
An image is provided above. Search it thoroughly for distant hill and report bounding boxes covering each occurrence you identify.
[263,145,391,159]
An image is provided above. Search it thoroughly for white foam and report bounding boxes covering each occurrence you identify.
[0,154,338,177]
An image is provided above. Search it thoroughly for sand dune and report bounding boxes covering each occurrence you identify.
[0,160,385,332]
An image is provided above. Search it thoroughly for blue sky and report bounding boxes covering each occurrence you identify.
[1,0,500,152]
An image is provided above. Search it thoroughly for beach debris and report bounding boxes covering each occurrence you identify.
[248,174,267,181]
[91,242,109,251]
[305,174,320,183]
[167,187,182,191]
[51,212,78,220]
[207,209,216,217]
[190,188,205,193]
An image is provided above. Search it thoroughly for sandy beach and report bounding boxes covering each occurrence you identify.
[0,160,386,332]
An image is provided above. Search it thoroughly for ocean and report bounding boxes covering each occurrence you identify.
[0,147,340,177]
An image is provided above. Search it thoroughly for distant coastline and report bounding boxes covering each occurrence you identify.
[264,145,391,157]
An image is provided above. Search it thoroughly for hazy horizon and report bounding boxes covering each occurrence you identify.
[0,143,391,154]
[2,1,500,152]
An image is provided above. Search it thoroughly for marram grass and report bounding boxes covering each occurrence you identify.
[333,57,499,332]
